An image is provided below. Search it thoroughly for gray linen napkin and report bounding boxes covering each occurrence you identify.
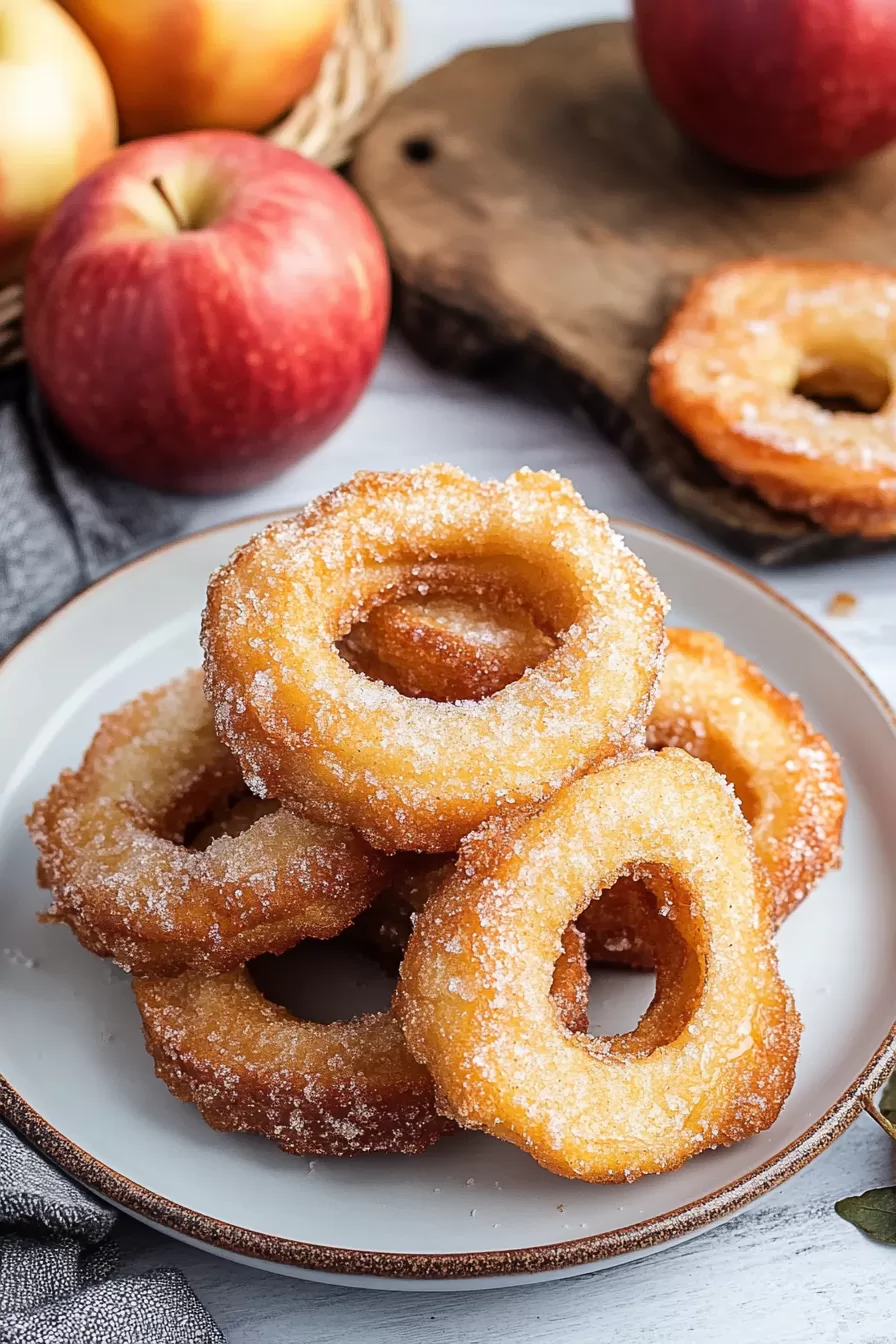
[0,375,226,1339]
[0,367,193,656]
[0,1125,224,1343]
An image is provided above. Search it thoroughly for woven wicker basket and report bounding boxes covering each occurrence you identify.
[0,0,400,368]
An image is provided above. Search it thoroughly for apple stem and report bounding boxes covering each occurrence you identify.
[151,176,187,231]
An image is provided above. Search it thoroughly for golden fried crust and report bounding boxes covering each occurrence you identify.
[581,627,845,960]
[352,855,592,1034]
[134,968,455,1157]
[396,751,801,1183]
[201,465,667,852]
[27,671,388,975]
[549,923,591,1037]
[345,603,843,948]
[650,628,844,922]
[650,259,896,538]
[341,595,555,702]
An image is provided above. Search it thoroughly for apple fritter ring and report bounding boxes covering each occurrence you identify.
[201,465,667,852]
[650,260,896,538]
[581,627,844,961]
[351,855,592,1035]
[345,603,843,945]
[134,968,455,1157]
[396,750,801,1183]
[27,671,387,975]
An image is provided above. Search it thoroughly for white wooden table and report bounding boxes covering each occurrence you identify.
[119,3,896,1338]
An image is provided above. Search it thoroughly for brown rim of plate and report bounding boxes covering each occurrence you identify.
[2,509,895,1281]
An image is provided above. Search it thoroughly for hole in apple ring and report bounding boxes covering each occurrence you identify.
[792,344,892,414]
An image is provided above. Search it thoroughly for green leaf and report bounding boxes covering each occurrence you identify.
[880,1071,896,1123]
[835,1187,896,1244]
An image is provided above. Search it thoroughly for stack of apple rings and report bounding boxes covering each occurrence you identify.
[29,465,844,1179]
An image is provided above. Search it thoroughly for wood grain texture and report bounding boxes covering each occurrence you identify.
[351,20,896,564]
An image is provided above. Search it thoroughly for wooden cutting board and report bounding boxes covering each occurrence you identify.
[351,20,896,564]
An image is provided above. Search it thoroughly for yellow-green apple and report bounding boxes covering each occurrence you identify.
[0,0,116,283]
[60,0,345,139]
[24,131,389,493]
[635,0,896,178]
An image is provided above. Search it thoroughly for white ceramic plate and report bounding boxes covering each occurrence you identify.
[1,515,895,1292]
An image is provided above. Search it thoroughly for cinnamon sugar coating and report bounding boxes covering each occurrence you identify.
[650,260,896,537]
[396,751,801,1183]
[352,854,592,1034]
[581,627,844,959]
[201,465,667,852]
[135,965,455,1157]
[344,602,843,951]
[27,671,387,975]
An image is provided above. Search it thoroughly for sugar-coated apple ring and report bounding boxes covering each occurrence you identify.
[396,750,801,1183]
[650,260,896,538]
[134,965,455,1157]
[350,855,592,1034]
[27,671,387,975]
[648,628,843,923]
[201,465,667,852]
[345,605,843,938]
[581,626,844,961]
[136,844,588,1155]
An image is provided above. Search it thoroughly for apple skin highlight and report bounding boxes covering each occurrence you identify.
[23,131,390,494]
[60,0,345,139]
[0,0,117,284]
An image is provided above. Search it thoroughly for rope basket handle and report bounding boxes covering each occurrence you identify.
[0,0,401,368]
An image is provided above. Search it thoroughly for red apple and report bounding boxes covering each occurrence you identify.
[24,131,390,493]
[634,0,896,178]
